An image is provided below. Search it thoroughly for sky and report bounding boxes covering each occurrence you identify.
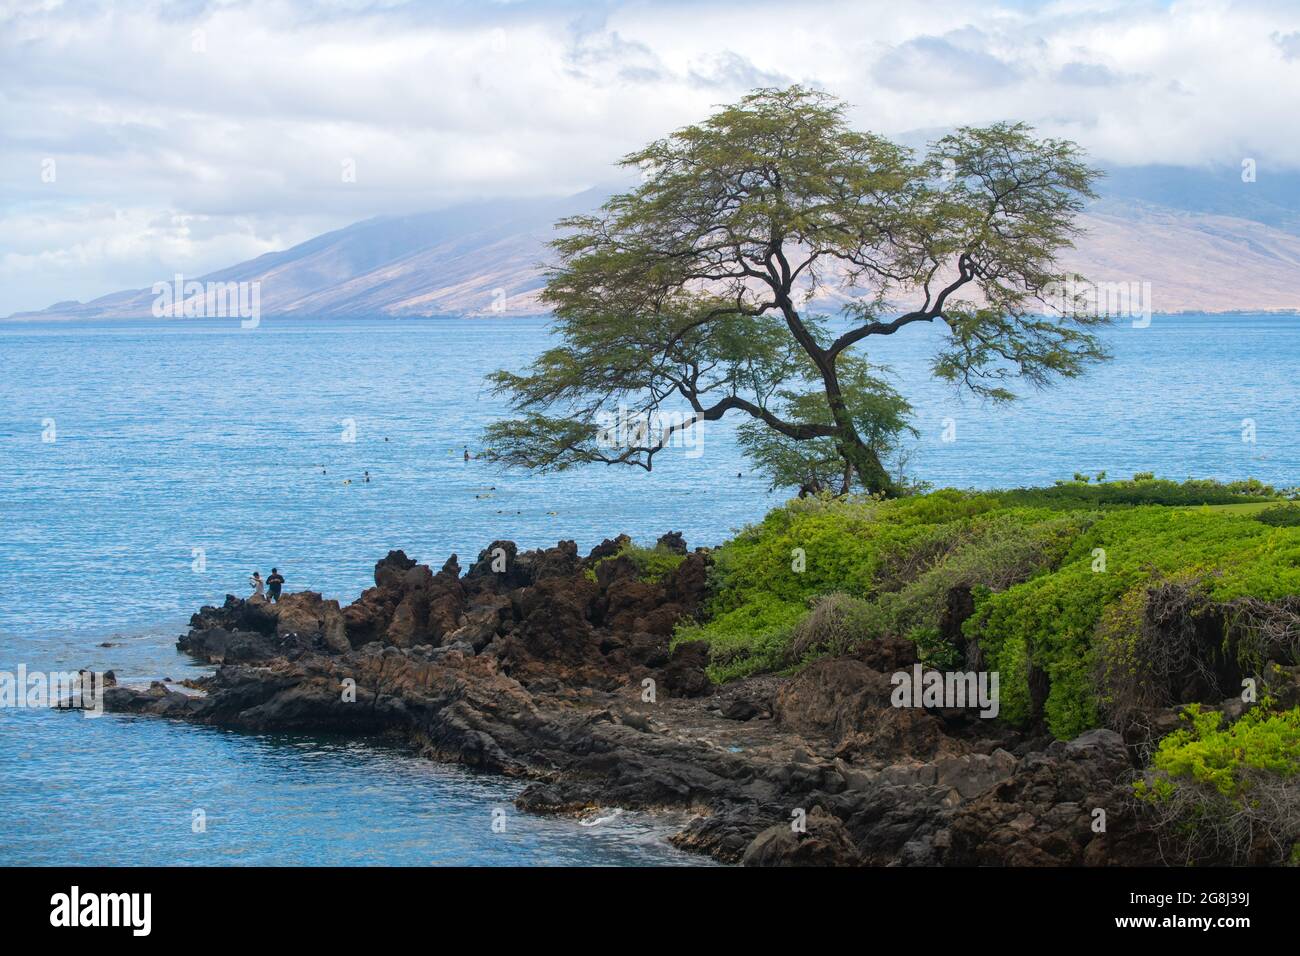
[2,0,1300,315]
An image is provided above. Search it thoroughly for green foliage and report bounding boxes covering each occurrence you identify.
[860,510,1093,667]
[737,357,915,494]
[673,592,805,682]
[675,489,1089,681]
[1256,503,1300,527]
[1134,702,1300,865]
[965,507,1300,737]
[677,479,1300,737]
[1000,477,1276,510]
[1142,703,1300,798]
[586,541,686,584]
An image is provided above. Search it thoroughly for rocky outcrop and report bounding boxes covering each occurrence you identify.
[944,729,1160,866]
[274,591,351,653]
[97,533,1240,868]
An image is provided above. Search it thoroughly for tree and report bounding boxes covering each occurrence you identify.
[483,86,1109,495]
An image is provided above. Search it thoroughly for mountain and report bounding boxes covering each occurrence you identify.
[1061,200,1300,313]
[7,168,1300,320]
[6,189,608,321]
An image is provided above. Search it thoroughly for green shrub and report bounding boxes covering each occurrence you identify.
[966,507,1300,738]
[850,510,1094,667]
[788,592,875,662]
[997,477,1276,510]
[673,591,804,682]
[1134,702,1300,865]
[676,481,1300,721]
[675,491,1091,680]
[1142,703,1300,798]
[1256,503,1300,527]
[586,541,685,583]
[673,490,1013,680]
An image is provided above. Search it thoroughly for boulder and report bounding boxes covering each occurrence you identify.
[742,807,863,866]
[661,641,713,698]
[374,549,417,589]
[942,728,1157,865]
[656,531,688,555]
[189,594,278,635]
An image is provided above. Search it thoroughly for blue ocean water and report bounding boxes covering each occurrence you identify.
[1,312,1297,865]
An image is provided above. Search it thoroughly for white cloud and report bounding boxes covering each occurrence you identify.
[2,0,1298,314]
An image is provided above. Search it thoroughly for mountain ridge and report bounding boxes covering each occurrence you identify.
[8,169,1300,321]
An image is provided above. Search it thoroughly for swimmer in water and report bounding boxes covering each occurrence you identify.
[463,446,471,462]
[364,471,370,483]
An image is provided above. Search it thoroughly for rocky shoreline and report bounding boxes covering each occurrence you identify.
[99,533,1274,866]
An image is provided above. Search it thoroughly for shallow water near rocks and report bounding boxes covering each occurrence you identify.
[1,313,1296,865]
[0,627,707,866]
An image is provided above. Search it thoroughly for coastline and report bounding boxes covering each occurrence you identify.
[95,531,1270,867]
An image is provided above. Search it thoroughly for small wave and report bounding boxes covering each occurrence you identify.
[579,807,623,827]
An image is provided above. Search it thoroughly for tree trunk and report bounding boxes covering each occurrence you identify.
[819,354,894,496]
[837,435,893,496]
[775,292,898,497]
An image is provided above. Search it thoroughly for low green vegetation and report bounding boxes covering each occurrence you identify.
[674,476,1300,737]
[1138,702,1300,799]
[968,505,1300,737]
[1134,700,1300,864]
[1255,502,1300,526]
[586,540,686,583]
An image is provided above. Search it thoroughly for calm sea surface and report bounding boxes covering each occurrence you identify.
[1,313,1296,864]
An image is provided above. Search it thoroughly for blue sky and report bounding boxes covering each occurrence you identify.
[2,0,1299,314]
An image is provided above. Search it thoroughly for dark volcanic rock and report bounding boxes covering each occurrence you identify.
[942,729,1159,866]
[656,530,688,555]
[178,626,285,663]
[189,594,278,635]
[374,549,417,589]
[742,807,864,866]
[107,535,1236,867]
[662,640,713,698]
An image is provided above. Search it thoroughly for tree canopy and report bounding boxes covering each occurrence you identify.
[482,86,1108,495]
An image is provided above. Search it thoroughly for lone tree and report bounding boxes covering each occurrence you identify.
[483,86,1108,495]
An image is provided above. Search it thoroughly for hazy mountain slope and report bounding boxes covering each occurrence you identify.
[7,170,1299,320]
[7,190,603,320]
[1062,201,1300,312]
[1098,165,1300,236]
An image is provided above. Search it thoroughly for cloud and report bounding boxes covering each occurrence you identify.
[1057,61,1128,86]
[2,0,1300,314]
[688,51,790,89]
[1273,30,1300,60]
[873,32,1022,93]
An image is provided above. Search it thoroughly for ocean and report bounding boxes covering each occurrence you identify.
[1,312,1296,864]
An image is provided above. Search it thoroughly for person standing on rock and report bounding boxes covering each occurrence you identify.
[249,571,265,600]
[266,568,285,603]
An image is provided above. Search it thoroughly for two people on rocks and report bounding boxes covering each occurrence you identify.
[249,568,285,602]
